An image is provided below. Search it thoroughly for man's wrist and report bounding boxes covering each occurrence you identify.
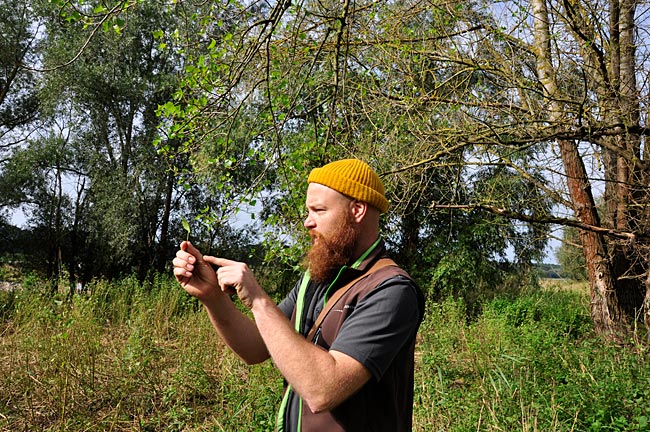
[250,292,275,316]
[200,286,231,308]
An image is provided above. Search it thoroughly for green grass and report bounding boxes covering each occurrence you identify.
[0,277,648,431]
[415,283,649,431]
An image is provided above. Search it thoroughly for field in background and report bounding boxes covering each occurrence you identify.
[540,277,589,293]
[0,276,648,431]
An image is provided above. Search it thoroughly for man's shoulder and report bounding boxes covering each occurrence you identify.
[359,260,425,319]
[352,260,420,300]
[364,255,418,284]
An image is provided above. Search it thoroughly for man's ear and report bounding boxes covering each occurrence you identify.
[349,200,367,223]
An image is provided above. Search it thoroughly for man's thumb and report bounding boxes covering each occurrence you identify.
[181,241,203,260]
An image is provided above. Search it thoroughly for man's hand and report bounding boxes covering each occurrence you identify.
[172,241,226,302]
[204,257,267,309]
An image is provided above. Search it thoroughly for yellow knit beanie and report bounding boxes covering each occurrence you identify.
[308,159,390,213]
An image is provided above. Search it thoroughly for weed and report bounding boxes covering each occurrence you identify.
[0,276,647,431]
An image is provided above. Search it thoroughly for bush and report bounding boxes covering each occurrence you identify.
[0,272,281,431]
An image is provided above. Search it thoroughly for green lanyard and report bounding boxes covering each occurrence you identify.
[321,237,380,308]
[276,237,382,432]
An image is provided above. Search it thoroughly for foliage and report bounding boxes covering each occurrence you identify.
[37,0,191,280]
[0,0,251,283]
[0,0,41,149]
[2,0,650,338]
[427,241,504,309]
[415,284,650,431]
[536,262,563,279]
[0,274,281,431]
[1,276,648,431]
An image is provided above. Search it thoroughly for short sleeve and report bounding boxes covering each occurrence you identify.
[278,281,299,320]
[329,276,422,380]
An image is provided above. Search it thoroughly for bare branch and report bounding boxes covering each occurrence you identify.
[432,203,644,241]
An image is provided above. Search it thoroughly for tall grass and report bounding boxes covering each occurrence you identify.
[415,283,649,431]
[0,276,280,431]
[0,277,648,431]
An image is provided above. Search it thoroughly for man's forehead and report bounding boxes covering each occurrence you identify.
[306,183,350,205]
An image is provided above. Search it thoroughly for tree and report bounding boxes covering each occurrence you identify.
[557,227,588,281]
[21,0,649,338]
[0,129,78,282]
[523,0,649,336]
[0,0,199,283]
[159,0,650,338]
[158,0,552,291]
[0,0,41,154]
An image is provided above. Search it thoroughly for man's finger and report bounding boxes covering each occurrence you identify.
[204,256,239,267]
[173,266,192,278]
[172,256,189,269]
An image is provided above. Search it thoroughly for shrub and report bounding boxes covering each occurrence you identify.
[413,289,648,432]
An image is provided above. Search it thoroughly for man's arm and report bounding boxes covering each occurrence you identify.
[210,257,373,413]
[200,292,271,365]
[253,296,372,413]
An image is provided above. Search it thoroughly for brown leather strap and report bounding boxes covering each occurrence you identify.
[306,258,396,342]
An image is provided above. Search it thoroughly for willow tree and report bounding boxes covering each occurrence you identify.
[151,0,650,337]
[509,0,649,336]
[408,0,649,337]
[352,0,650,336]
[157,0,553,303]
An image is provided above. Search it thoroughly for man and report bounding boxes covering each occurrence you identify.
[173,159,425,431]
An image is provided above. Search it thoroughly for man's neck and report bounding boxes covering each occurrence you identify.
[349,235,381,268]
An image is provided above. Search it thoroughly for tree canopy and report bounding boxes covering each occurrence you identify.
[2,0,650,339]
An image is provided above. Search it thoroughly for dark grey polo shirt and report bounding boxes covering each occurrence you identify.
[277,273,422,431]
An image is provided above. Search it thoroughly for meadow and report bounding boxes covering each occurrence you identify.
[0,275,648,431]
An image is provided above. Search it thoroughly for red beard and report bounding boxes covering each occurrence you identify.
[304,213,361,283]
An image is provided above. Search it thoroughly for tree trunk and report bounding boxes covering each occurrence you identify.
[531,0,628,336]
[645,271,650,340]
[602,0,647,329]
[156,171,175,274]
[558,139,626,335]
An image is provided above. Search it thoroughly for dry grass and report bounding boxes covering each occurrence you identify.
[1,276,648,431]
[539,278,589,293]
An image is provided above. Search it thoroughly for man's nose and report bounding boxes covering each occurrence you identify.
[304,213,315,229]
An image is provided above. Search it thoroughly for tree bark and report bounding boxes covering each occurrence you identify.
[156,170,175,274]
[558,139,626,334]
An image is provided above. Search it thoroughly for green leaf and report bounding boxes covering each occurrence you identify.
[181,217,191,241]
